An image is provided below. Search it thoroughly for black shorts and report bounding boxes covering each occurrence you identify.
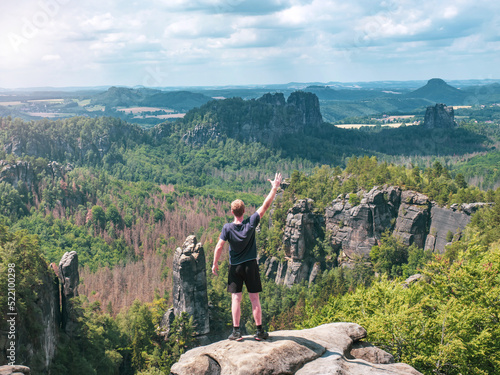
[227,259,262,293]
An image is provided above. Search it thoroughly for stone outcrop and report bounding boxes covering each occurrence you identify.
[3,120,142,164]
[326,186,401,260]
[287,91,324,128]
[170,322,422,375]
[0,161,36,190]
[266,199,324,287]
[170,235,210,336]
[182,91,323,146]
[425,205,468,251]
[181,124,221,147]
[423,202,490,251]
[0,365,31,375]
[58,251,79,333]
[393,191,431,248]
[0,160,71,191]
[268,186,485,281]
[257,92,286,106]
[423,103,457,129]
[402,274,424,289]
[59,251,79,299]
[0,252,79,373]
[349,341,395,364]
[0,264,61,374]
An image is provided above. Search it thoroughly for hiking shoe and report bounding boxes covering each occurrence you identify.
[254,329,269,341]
[228,330,243,341]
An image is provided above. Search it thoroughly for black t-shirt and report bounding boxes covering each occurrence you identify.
[220,212,260,265]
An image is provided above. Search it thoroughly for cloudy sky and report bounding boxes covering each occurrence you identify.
[0,0,499,88]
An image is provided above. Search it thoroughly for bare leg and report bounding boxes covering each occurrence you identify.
[231,292,243,327]
[249,292,262,326]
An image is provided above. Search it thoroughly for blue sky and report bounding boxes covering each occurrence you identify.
[0,0,499,88]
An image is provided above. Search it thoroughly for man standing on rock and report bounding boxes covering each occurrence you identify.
[212,173,282,341]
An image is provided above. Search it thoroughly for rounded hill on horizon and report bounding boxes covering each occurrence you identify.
[405,78,468,105]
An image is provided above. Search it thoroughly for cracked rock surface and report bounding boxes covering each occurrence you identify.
[171,322,422,375]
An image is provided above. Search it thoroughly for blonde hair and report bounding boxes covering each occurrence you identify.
[231,199,245,217]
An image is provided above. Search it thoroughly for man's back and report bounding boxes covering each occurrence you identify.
[220,212,260,265]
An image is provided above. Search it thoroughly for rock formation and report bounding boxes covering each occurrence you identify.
[326,186,401,260]
[393,191,431,248]
[422,103,457,129]
[0,160,36,190]
[182,91,323,146]
[0,160,83,213]
[402,274,424,289]
[257,92,286,106]
[170,235,210,336]
[0,159,71,191]
[0,264,60,374]
[0,365,31,375]
[2,119,142,164]
[264,199,324,287]
[287,91,324,129]
[268,186,484,283]
[424,202,488,251]
[170,322,422,375]
[58,251,79,333]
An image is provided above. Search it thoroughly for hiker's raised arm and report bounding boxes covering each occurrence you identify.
[257,173,282,219]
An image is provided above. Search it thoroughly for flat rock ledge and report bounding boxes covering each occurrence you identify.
[171,322,422,375]
[0,365,31,375]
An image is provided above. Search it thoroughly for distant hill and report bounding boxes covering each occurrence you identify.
[462,83,500,104]
[90,86,161,107]
[90,87,212,112]
[304,85,395,101]
[319,97,431,122]
[405,78,468,105]
[140,91,212,112]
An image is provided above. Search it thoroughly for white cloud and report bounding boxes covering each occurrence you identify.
[82,13,115,32]
[443,6,459,19]
[41,54,61,61]
[164,15,234,39]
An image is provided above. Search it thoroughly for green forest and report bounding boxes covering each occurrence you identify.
[0,91,500,375]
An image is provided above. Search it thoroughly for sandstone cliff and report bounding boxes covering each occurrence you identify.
[2,118,143,164]
[422,103,457,129]
[326,186,401,260]
[264,199,324,287]
[0,252,79,374]
[0,160,72,191]
[10,266,60,373]
[268,186,483,285]
[171,322,422,375]
[393,190,431,248]
[182,91,323,146]
[424,202,488,251]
